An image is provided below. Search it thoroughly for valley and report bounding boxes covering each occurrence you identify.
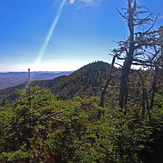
[0,71,73,90]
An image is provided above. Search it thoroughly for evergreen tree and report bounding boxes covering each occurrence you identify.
[0,94,7,107]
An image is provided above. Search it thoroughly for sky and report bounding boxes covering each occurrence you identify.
[0,0,163,72]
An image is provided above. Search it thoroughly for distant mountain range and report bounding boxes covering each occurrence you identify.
[0,71,73,90]
[0,75,67,102]
[0,61,118,102]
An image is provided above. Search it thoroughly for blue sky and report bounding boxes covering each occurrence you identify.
[0,0,162,72]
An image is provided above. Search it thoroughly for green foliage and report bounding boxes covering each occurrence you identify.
[1,66,163,162]
[0,86,102,162]
[0,94,7,107]
[53,61,118,100]
[1,85,163,162]
[0,86,57,162]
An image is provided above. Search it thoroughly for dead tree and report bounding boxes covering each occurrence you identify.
[149,26,163,109]
[158,26,163,59]
[114,0,160,109]
[97,54,118,120]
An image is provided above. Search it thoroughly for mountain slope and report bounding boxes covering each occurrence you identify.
[0,61,118,102]
[53,61,118,100]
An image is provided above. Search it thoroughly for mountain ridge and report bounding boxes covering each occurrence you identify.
[0,71,73,90]
[0,61,118,102]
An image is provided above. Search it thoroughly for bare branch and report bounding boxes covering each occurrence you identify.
[149,50,160,62]
[39,111,63,124]
[50,118,65,123]
[132,62,157,67]
[97,54,118,120]
[144,14,159,34]
[116,7,128,19]
[107,85,120,88]
[134,13,153,26]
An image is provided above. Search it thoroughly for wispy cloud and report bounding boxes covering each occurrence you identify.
[79,0,102,6]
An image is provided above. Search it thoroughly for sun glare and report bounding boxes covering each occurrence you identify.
[70,0,75,4]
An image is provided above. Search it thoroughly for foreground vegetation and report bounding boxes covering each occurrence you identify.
[0,84,163,162]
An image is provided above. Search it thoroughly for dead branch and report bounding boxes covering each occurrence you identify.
[39,111,63,124]
[116,7,128,19]
[144,14,159,34]
[50,118,65,123]
[96,54,117,120]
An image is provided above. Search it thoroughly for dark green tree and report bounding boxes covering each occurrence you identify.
[0,94,7,107]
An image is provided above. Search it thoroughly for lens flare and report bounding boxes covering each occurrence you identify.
[33,0,67,68]
[70,0,75,4]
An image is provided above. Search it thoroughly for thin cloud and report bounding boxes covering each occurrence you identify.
[79,0,102,6]
[76,6,81,10]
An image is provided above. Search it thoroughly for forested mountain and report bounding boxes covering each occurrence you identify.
[53,61,118,100]
[0,61,118,102]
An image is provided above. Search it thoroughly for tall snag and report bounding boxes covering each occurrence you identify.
[114,0,160,109]
[119,0,135,108]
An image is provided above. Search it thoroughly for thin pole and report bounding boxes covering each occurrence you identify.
[28,68,30,96]
[25,68,31,163]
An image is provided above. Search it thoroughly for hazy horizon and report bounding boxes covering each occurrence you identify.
[0,70,75,73]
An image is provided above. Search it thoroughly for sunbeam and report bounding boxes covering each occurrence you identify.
[33,0,67,69]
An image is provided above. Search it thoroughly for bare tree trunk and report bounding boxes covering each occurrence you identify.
[46,144,55,163]
[25,69,31,163]
[137,71,145,115]
[119,58,132,108]
[119,0,135,108]
[150,67,158,109]
[96,55,116,120]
